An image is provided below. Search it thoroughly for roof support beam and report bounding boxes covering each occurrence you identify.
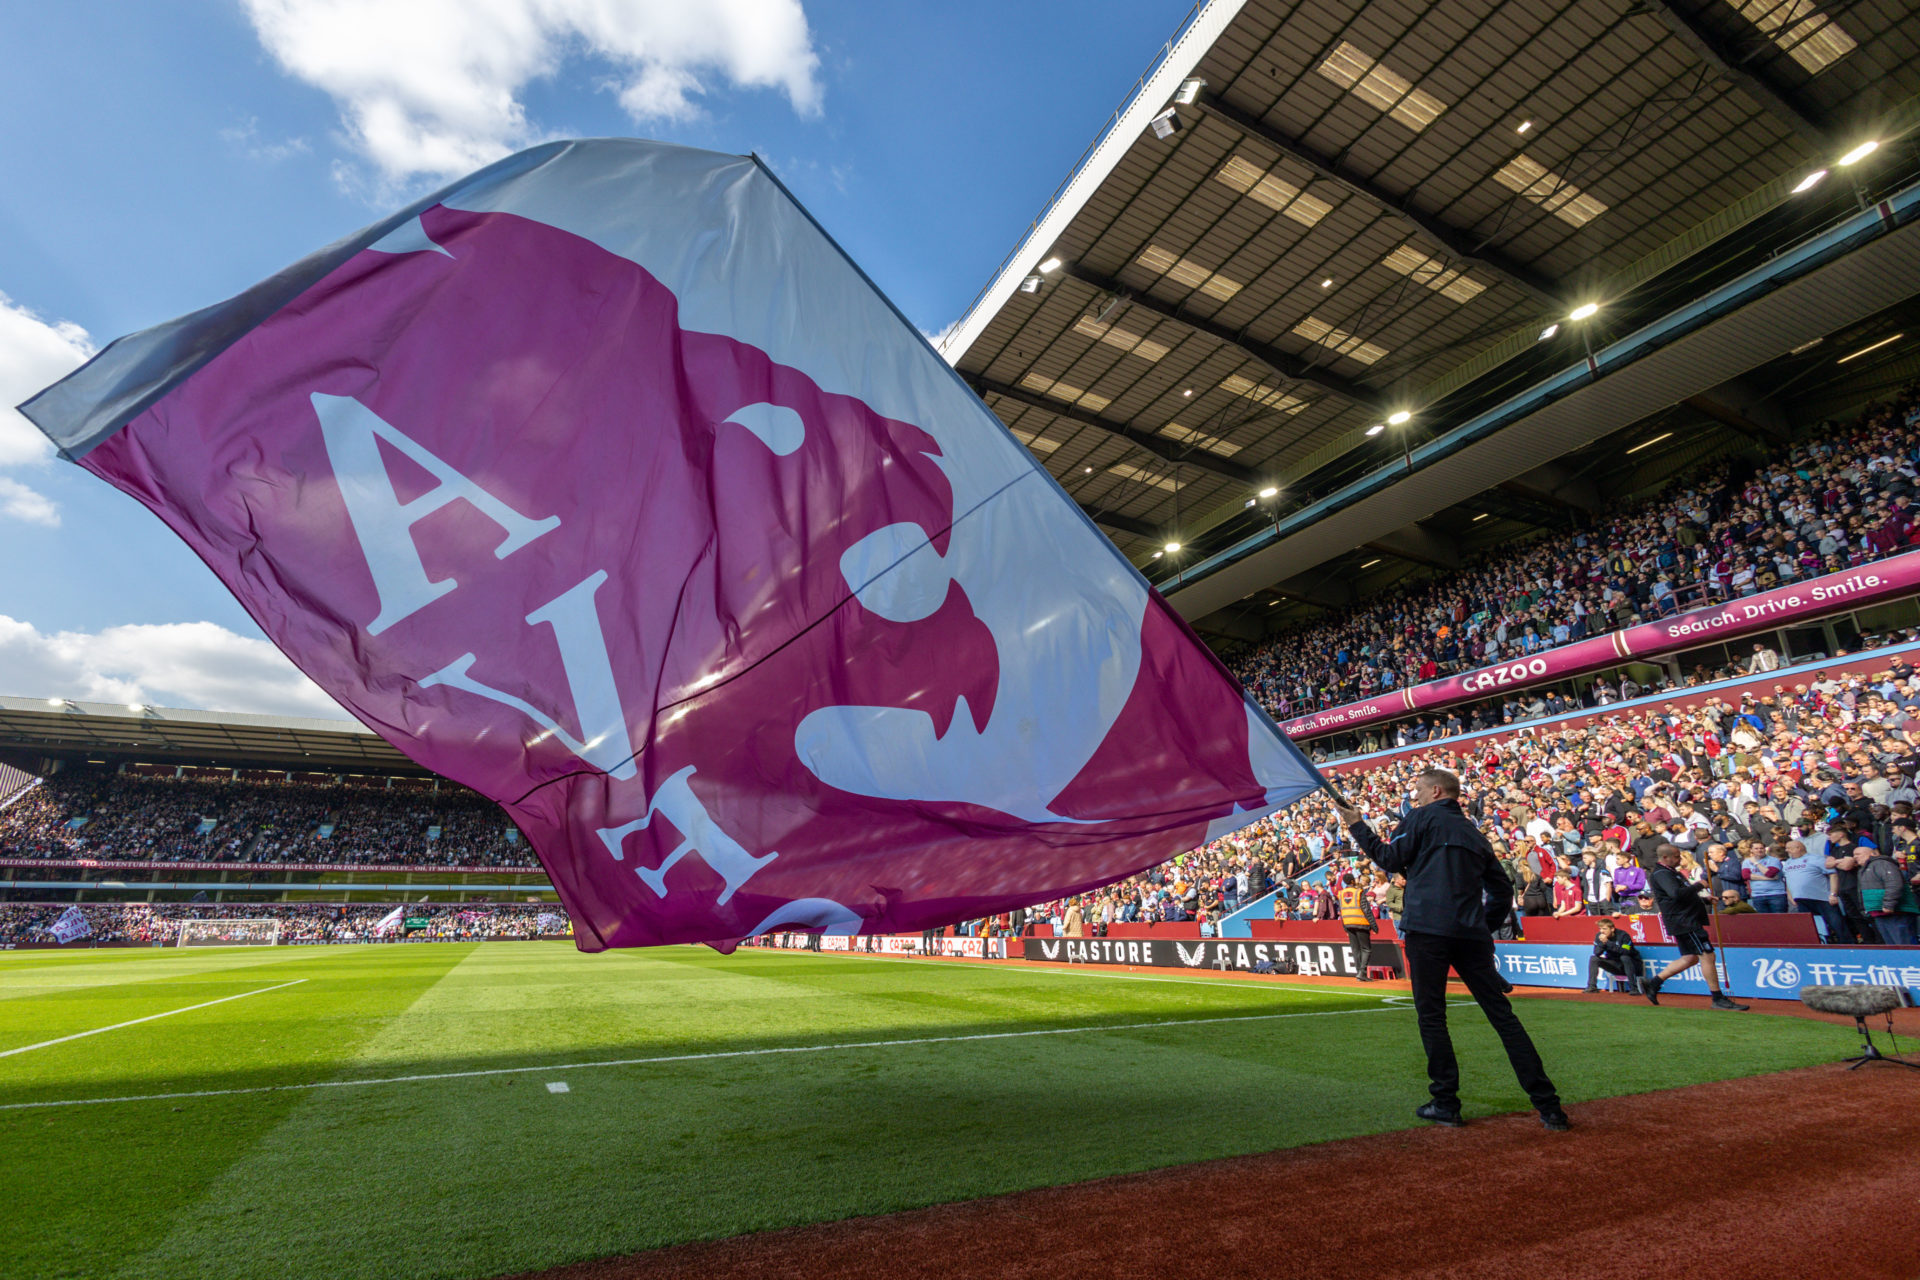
[1502,461,1601,513]
[1684,375,1791,442]
[1192,94,1561,310]
[1058,264,1379,410]
[1080,505,1161,541]
[970,377,1262,485]
[1269,572,1352,611]
[1364,521,1459,570]
[1643,1,1834,152]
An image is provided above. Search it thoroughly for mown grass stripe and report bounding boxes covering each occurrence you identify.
[0,978,308,1058]
[1,1001,1412,1110]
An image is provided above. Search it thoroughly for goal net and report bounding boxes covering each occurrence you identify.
[176,918,282,947]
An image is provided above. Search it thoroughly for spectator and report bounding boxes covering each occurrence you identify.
[1859,841,1918,945]
[1583,919,1646,995]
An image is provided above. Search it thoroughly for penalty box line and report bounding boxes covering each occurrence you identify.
[0,979,309,1060]
[0,1001,1415,1112]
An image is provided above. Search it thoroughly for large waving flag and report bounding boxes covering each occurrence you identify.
[49,906,92,944]
[20,140,1322,950]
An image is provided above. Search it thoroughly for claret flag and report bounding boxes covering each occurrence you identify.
[20,140,1323,950]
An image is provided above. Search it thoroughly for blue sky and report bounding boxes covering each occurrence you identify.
[0,0,1190,716]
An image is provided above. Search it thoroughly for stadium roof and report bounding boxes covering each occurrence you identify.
[940,0,1920,618]
[0,694,416,773]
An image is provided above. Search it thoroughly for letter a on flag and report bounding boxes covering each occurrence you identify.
[20,140,1323,950]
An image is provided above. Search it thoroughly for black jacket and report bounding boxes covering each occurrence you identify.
[1591,931,1638,965]
[1647,862,1709,932]
[1348,798,1511,939]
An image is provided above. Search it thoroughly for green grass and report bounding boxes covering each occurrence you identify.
[0,943,1843,1280]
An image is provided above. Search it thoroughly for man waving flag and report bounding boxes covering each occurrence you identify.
[19,139,1322,951]
[371,907,406,938]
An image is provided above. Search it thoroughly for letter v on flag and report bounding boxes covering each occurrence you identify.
[18,139,1325,950]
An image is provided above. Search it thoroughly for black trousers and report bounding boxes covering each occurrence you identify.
[1345,927,1373,975]
[1402,931,1559,1110]
[1586,953,1644,990]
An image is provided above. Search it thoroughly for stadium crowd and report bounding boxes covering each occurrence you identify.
[1232,387,1920,732]
[1025,660,1920,947]
[0,771,538,868]
[0,901,568,946]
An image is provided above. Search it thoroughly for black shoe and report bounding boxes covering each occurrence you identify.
[1538,1106,1571,1132]
[1580,986,1598,994]
[1415,1102,1464,1127]
[1643,977,1662,1005]
[1497,975,1514,994]
[1711,994,1750,1011]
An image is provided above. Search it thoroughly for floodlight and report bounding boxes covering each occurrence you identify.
[1365,423,1386,436]
[1792,169,1827,194]
[1569,302,1599,321]
[1149,108,1183,141]
[1258,486,1279,498]
[1837,140,1878,166]
[1387,410,1411,425]
[1174,77,1205,106]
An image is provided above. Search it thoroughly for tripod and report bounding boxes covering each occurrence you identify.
[1843,1012,1920,1071]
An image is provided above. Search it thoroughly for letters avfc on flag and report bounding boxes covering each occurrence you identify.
[19,140,1322,950]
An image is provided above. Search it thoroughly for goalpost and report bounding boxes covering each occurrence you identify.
[176,918,282,947]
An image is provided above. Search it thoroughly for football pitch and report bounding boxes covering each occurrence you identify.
[1,943,1844,1280]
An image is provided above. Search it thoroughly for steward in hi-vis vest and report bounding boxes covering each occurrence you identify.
[1337,882,1376,980]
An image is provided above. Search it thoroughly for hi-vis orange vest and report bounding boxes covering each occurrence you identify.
[1338,884,1371,930]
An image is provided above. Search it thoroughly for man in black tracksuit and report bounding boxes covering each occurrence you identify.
[1643,845,1748,1010]
[1334,767,1568,1131]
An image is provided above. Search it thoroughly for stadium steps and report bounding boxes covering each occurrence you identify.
[0,770,40,814]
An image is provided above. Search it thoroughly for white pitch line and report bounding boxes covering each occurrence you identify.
[0,1001,1412,1112]
[0,979,308,1060]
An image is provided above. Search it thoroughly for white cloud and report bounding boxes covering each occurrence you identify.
[0,478,59,527]
[240,0,823,185]
[0,615,350,720]
[220,116,313,163]
[0,291,94,527]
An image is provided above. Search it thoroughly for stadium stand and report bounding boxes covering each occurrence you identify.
[1027,653,1920,947]
[1233,384,1920,731]
[0,900,567,946]
[0,770,537,868]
